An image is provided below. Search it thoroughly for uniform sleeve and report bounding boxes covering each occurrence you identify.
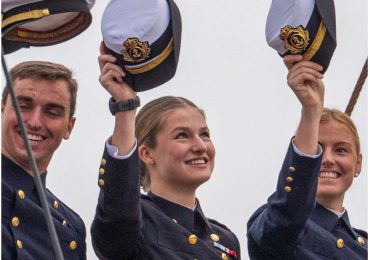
[247,140,322,258]
[91,145,141,260]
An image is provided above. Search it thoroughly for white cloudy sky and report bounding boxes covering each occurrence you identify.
[2,1,368,259]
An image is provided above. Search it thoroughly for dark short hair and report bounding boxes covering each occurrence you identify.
[2,61,78,118]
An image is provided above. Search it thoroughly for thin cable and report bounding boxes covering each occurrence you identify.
[1,53,65,260]
[345,58,368,116]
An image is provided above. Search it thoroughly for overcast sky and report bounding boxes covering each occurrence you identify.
[2,1,368,259]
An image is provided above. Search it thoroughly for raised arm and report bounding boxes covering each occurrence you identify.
[98,42,137,154]
[91,42,141,259]
[247,55,324,258]
[285,54,324,154]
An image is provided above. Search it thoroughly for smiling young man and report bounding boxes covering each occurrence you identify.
[1,61,86,259]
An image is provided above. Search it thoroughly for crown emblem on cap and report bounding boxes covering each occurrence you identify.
[279,25,310,54]
[121,38,151,63]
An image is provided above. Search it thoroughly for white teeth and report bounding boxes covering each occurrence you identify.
[27,134,43,141]
[187,159,205,165]
[320,172,339,179]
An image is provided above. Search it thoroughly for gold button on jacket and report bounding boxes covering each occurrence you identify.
[336,238,344,249]
[101,158,107,165]
[12,217,20,227]
[188,234,198,245]
[17,190,25,199]
[210,233,219,242]
[16,240,23,249]
[357,237,365,246]
[69,241,77,250]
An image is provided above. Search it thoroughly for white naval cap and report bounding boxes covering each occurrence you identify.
[1,0,95,54]
[101,0,182,92]
[266,0,336,73]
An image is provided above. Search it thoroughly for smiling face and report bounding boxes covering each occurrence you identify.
[142,106,215,192]
[1,77,75,174]
[316,120,362,205]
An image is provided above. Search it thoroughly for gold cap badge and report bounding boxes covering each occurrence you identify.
[279,25,310,54]
[122,38,151,63]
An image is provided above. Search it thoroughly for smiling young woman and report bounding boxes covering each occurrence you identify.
[136,99,216,200]
[247,55,367,259]
[90,43,240,260]
[316,109,363,211]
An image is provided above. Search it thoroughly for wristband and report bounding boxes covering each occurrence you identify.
[109,96,140,115]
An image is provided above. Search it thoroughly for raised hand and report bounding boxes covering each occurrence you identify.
[284,55,324,111]
[98,42,136,101]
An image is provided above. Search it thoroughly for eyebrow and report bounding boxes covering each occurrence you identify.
[45,103,66,112]
[170,126,209,133]
[16,96,33,103]
[334,141,353,147]
[17,95,66,112]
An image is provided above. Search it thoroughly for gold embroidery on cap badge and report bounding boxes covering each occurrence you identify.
[279,25,310,54]
[122,38,151,63]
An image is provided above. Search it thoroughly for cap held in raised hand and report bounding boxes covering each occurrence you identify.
[101,0,182,92]
[266,0,336,73]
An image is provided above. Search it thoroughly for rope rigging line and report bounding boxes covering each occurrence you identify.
[345,58,368,116]
[1,52,65,260]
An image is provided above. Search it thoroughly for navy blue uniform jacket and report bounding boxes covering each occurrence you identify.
[247,142,368,259]
[91,146,240,259]
[2,155,86,259]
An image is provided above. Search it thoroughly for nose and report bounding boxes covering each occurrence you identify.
[25,108,43,129]
[321,149,335,167]
[191,136,208,153]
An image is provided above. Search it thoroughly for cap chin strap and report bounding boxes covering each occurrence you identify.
[2,8,50,29]
[303,21,327,61]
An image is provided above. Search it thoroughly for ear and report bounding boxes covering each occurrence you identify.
[138,144,155,165]
[63,116,76,140]
[355,152,363,176]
